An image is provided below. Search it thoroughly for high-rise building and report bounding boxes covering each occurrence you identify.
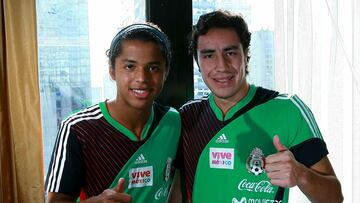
[248,29,274,89]
[36,0,92,173]
[192,0,251,25]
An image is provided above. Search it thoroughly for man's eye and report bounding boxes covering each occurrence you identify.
[125,64,134,70]
[149,66,160,71]
[226,51,237,56]
[202,54,214,59]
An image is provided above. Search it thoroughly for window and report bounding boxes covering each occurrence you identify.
[192,0,275,98]
[36,0,145,174]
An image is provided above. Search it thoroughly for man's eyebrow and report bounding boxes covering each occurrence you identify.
[223,45,240,52]
[122,59,136,63]
[147,61,162,65]
[199,49,215,54]
[198,45,240,54]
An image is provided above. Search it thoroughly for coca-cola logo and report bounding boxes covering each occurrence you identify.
[237,179,275,194]
[154,186,169,200]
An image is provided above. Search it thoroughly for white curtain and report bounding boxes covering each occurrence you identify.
[273,0,360,202]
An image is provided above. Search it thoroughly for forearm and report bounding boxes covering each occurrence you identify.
[47,192,99,203]
[47,193,73,203]
[48,198,98,203]
[298,167,343,203]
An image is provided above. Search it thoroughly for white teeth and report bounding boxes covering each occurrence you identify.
[216,79,229,83]
[133,89,145,94]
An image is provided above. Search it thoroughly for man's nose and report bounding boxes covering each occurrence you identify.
[215,55,229,71]
[134,68,148,82]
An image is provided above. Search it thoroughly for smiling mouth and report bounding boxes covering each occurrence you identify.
[213,76,234,83]
[133,89,146,94]
[130,88,151,99]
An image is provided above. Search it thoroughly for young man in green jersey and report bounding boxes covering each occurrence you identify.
[46,23,181,203]
[174,10,343,203]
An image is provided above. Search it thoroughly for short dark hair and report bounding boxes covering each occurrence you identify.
[189,10,251,74]
[106,23,172,71]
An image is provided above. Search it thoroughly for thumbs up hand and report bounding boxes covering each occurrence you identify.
[113,178,127,193]
[273,135,287,152]
[88,178,131,203]
[109,178,131,203]
[265,135,306,188]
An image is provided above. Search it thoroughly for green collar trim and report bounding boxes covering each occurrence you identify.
[209,84,257,121]
[99,101,154,141]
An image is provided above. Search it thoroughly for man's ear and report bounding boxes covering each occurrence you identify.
[109,67,115,80]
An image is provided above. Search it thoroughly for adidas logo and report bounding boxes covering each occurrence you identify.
[135,154,148,164]
[216,133,229,143]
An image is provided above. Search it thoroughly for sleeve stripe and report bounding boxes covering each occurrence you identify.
[292,95,323,139]
[46,106,102,192]
[290,95,322,139]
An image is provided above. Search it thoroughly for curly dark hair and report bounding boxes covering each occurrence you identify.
[189,10,251,74]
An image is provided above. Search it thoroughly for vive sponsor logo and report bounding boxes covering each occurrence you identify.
[128,166,153,188]
[209,148,234,169]
[232,197,282,203]
[238,179,275,194]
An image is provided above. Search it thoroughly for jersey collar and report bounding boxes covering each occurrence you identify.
[209,84,257,121]
[99,101,154,141]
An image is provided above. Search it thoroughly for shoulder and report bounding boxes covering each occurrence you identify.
[179,96,209,114]
[270,94,319,133]
[153,102,179,116]
[272,94,311,112]
[60,103,103,128]
[153,102,180,123]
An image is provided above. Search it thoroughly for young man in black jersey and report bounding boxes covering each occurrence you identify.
[45,23,181,203]
[174,10,343,203]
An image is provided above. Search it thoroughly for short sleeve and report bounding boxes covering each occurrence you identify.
[45,124,84,198]
[286,95,328,167]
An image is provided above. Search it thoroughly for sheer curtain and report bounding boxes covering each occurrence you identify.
[0,0,44,202]
[274,0,360,202]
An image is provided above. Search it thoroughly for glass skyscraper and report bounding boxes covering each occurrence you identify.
[36,0,91,173]
[248,29,274,89]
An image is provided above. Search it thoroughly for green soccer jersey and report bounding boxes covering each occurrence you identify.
[180,85,328,203]
[48,101,181,202]
[109,107,181,203]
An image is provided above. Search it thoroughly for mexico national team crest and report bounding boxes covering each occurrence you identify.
[246,147,266,176]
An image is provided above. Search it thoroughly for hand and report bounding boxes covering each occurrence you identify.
[89,178,131,203]
[265,135,305,188]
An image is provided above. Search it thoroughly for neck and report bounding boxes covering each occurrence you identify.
[214,83,250,115]
[106,99,152,139]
